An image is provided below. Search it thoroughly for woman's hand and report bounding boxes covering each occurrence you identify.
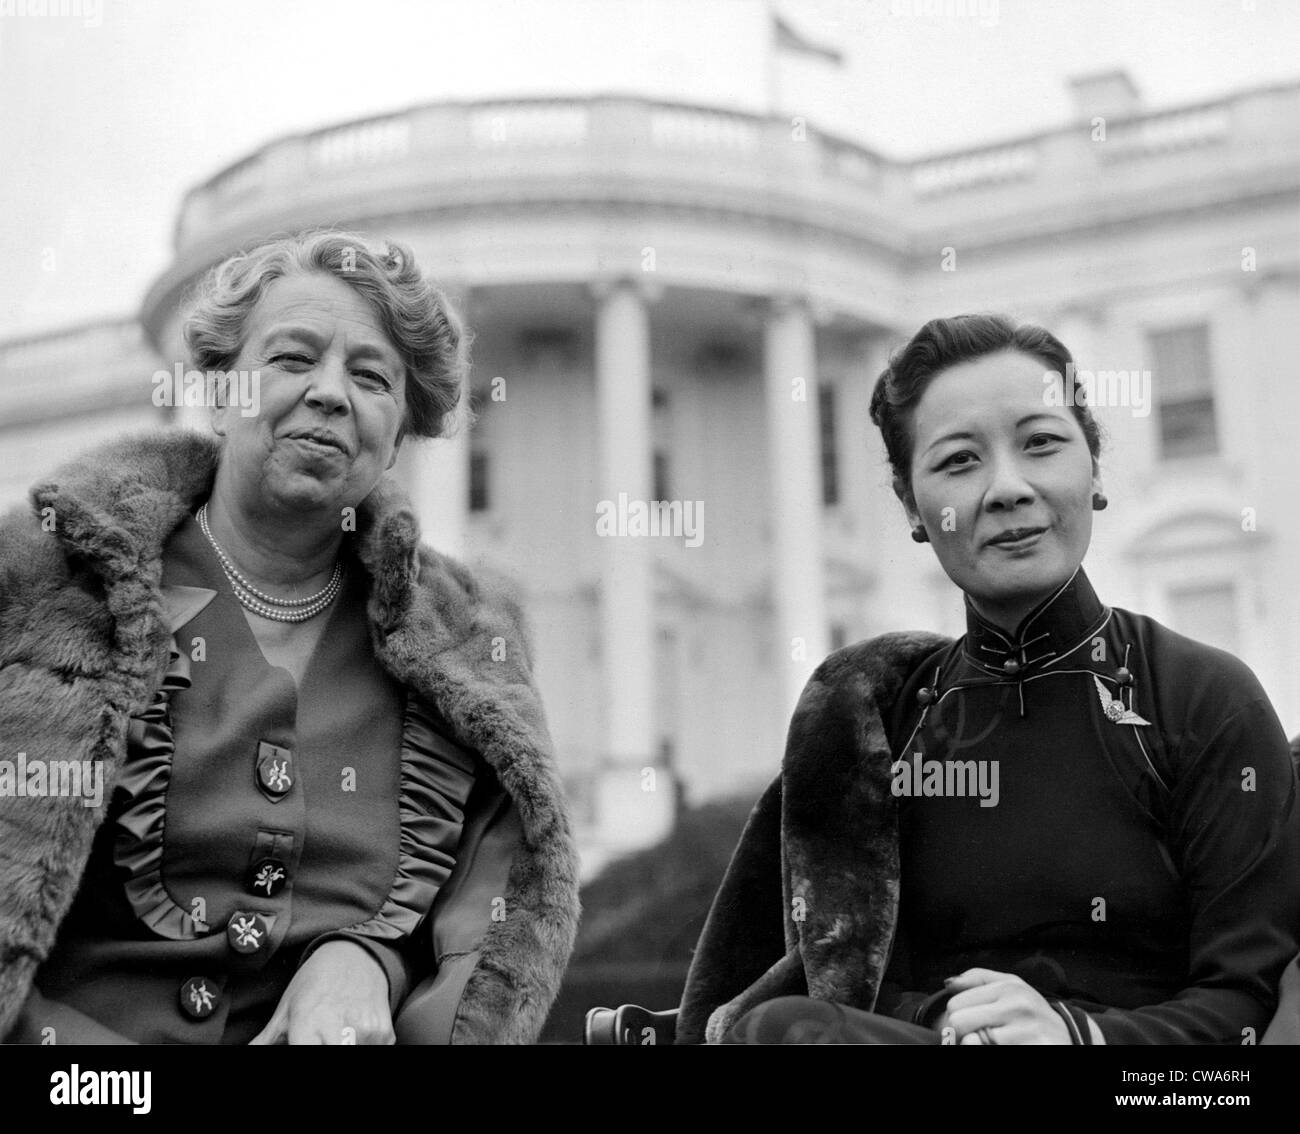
[936,968,1071,1045]
[249,940,395,1045]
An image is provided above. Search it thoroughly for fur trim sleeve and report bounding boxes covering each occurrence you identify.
[676,631,952,1042]
[676,775,788,1044]
[0,503,169,1037]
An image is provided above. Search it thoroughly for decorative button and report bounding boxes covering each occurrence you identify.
[917,687,935,706]
[247,857,288,897]
[179,976,219,1019]
[1115,667,1133,685]
[1002,659,1021,676]
[227,911,270,954]
[256,742,294,800]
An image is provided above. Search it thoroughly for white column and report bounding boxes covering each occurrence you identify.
[764,295,829,716]
[1052,305,1103,401]
[590,277,671,858]
[857,328,954,638]
[1052,304,1118,592]
[396,423,469,559]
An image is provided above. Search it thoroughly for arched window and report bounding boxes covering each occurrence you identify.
[1126,508,1263,658]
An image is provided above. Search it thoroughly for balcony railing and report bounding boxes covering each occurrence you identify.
[470,104,589,148]
[309,115,413,169]
[1095,103,1233,161]
[170,84,1299,250]
[0,319,143,376]
[172,96,888,249]
[910,142,1039,197]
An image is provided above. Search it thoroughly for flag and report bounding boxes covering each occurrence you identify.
[772,12,844,66]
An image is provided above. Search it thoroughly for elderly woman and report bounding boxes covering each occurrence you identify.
[678,313,1299,1045]
[0,230,578,1044]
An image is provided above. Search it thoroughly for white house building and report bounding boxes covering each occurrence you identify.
[4,71,1298,871]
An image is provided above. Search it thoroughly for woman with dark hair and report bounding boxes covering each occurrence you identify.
[0,229,579,1044]
[677,313,1299,1045]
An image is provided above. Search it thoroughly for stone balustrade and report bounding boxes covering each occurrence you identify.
[170,85,1299,250]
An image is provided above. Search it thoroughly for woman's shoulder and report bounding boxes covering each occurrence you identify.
[0,498,93,619]
[413,544,529,632]
[1109,606,1294,766]
[398,542,539,681]
[809,629,954,700]
[1111,605,1273,708]
[356,474,533,646]
[2,428,216,597]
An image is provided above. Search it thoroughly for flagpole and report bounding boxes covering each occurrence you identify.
[764,0,780,119]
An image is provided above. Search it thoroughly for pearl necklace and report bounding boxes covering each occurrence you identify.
[196,504,343,623]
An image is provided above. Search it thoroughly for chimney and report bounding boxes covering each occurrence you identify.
[1067,69,1141,121]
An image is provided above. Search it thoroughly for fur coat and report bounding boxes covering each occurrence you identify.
[676,631,949,1044]
[677,629,1300,1045]
[0,429,580,1044]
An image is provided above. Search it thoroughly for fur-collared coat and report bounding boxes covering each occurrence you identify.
[677,630,1300,1045]
[676,632,948,1044]
[0,429,580,1044]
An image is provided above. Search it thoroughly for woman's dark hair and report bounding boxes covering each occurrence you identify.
[868,313,1103,496]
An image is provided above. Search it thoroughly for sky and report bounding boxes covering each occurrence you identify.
[1,0,1297,341]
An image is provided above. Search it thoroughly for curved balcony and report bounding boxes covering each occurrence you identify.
[141,96,926,353]
[140,84,1300,349]
[168,97,895,254]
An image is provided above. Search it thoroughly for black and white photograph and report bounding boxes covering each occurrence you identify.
[1,0,1298,1110]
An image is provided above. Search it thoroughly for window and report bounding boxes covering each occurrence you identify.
[517,326,578,370]
[1167,581,1238,655]
[653,386,671,501]
[468,449,489,512]
[819,383,840,506]
[1148,323,1218,458]
[653,449,671,502]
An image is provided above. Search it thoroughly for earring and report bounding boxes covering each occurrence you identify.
[1092,492,1108,511]
[911,526,929,543]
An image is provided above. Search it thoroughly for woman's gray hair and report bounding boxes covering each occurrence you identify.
[182,228,471,439]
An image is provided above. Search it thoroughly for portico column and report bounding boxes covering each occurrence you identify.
[764,294,829,715]
[1053,305,1103,396]
[394,285,474,558]
[590,277,671,858]
[396,412,469,558]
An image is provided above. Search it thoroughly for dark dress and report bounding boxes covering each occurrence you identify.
[30,515,477,1043]
[734,566,1299,1044]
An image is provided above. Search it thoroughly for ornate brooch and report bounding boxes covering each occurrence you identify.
[1093,674,1151,726]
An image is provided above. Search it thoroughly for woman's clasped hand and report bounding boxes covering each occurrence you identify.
[938,969,1077,1045]
[249,941,395,1045]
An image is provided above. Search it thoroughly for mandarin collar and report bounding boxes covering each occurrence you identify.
[962,565,1108,677]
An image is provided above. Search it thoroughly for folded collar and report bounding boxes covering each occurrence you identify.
[160,584,217,633]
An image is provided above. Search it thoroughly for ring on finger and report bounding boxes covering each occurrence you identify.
[977,1026,998,1046]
